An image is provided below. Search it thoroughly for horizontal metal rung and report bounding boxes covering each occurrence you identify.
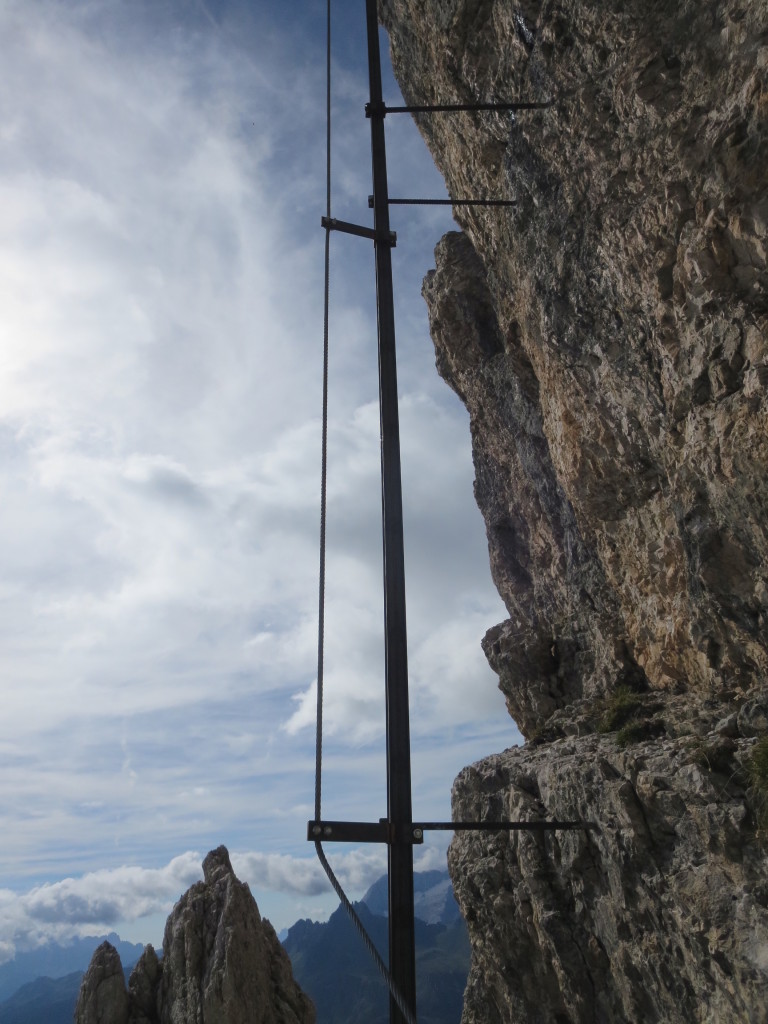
[367,196,516,209]
[366,100,552,117]
[393,199,517,207]
[307,819,592,845]
[321,216,396,246]
[415,820,592,832]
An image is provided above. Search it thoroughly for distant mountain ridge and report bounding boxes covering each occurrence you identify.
[283,869,469,1024]
[0,971,84,1024]
[0,934,144,1002]
[361,868,461,925]
[0,934,144,1024]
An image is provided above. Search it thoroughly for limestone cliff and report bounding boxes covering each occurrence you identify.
[379,0,768,1020]
[74,847,314,1024]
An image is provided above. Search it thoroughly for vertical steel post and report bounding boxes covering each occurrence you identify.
[364,1,417,1022]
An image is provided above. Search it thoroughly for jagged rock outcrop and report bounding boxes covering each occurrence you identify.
[75,941,130,1024]
[74,847,314,1024]
[382,0,768,727]
[380,0,768,1020]
[449,694,768,1023]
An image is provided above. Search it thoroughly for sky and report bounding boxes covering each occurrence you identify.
[0,0,518,960]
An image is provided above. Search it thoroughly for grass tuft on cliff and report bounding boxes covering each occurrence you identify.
[596,686,666,747]
[597,686,647,733]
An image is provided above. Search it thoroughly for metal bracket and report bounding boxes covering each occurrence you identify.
[364,100,387,118]
[307,819,422,844]
[322,215,396,246]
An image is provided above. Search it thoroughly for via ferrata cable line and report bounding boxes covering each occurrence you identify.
[311,4,590,1023]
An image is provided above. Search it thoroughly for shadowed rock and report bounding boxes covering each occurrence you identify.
[74,941,129,1024]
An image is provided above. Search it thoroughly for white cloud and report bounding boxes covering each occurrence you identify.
[234,847,388,899]
[0,853,202,961]
[0,843,453,961]
[0,0,510,941]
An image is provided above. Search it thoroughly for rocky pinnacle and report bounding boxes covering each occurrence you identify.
[74,847,315,1024]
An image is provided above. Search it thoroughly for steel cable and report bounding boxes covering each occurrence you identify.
[314,0,331,828]
[314,840,416,1024]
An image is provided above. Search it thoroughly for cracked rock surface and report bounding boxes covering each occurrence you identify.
[380,0,768,1020]
[449,695,767,1023]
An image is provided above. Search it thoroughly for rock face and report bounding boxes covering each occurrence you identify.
[449,696,768,1024]
[379,0,768,1020]
[74,847,314,1024]
[75,941,130,1024]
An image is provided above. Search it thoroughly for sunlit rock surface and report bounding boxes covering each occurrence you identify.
[380,0,768,1019]
[74,847,314,1024]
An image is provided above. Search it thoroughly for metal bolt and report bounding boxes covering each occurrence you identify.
[311,825,322,836]
[412,828,423,841]
[323,825,333,836]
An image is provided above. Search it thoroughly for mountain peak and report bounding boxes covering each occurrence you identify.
[362,869,461,925]
[75,847,314,1024]
[202,844,234,885]
[74,942,128,1024]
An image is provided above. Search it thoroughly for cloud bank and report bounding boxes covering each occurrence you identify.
[0,844,452,961]
[0,0,515,940]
